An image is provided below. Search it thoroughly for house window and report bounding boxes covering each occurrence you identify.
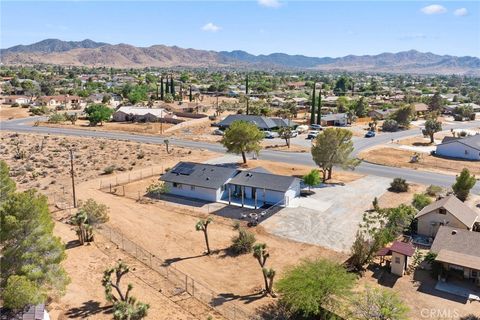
[173,183,182,189]
[190,185,195,191]
[439,208,446,215]
[395,257,401,264]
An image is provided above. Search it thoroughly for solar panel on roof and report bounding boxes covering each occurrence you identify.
[172,163,195,175]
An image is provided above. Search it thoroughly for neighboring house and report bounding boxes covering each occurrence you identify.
[291,97,308,106]
[415,195,479,237]
[112,106,178,123]
[2,95,31,105]
[160,162,301,208]
[435,135,480,161]
[217,115,294,130]
[368,108,397,120]
[37,95,82,108]
[320,113,348,126]
[430,226,480,286]
[1,304,51,320]
[413,103,429,116]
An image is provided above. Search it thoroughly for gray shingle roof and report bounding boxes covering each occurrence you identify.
[438,134,480,152]
[217,115,292,130]
[160,162,237,189]
[430,226,480,270]
[415,195,479,228]
[228,171,299,192]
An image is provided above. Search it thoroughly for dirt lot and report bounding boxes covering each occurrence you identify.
[377,183,427,209]
[0,131,216,205]
[0,105,31,120]
[359,146,480,176]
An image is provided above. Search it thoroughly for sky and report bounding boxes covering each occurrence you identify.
[1,1,479,57]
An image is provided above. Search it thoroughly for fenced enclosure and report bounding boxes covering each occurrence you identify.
[97,225,253,320]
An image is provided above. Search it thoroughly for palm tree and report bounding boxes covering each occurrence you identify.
[196,217,213,254]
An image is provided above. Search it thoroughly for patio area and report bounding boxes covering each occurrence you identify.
[435,280,480,302]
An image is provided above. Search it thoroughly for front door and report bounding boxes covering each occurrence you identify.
[251,187,256,199]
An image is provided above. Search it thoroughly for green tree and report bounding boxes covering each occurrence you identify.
[423,117,442,143]
[412,193,432,211]
[128,85,149,104]
[71,199,109,244]
[302,169,321,191]
[336,96,350,113]
[195,217,213,254]
[452,168,476,201]
[276,259,355,317]
[221,121,264,163]
[310,82,316,125]
[85,104,113,126]
[230,223,256,254]
[102,262,150,320]
[3,275,44,310]
[351,286,409,320]
[354,97,368,117]
[316,88,322,124]
[428,92,444,113]
[311,128,359,181]
[1,187,69,310]
[334,76,352,96]
[393,104,415,128]
[0,160,16,204]
[253,243,276,296]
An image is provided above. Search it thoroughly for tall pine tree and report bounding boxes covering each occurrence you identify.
[310,82,316,125]
[160,77,164,101]
[317,87,322,125]
[246,74,250,115]
[189,85,193,102]
[170,76,175,96]
[1,161,69,310]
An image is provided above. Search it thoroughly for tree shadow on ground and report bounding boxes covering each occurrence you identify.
[161,254,205,266]
[66,300,112,318]
[65,239,82,250]
[212,292,265,306]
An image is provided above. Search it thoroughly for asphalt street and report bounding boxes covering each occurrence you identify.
[2,116,480,193]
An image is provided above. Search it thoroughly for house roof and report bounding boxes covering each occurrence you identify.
[415,195,479,228]
[431,226,480,270]
[228,170,299,192]
[115,106,170,118]
[390,241,415,257]
[217,115,292,130]
[437,134,480,152]
[321,113,348,121]
[161,162,237,189]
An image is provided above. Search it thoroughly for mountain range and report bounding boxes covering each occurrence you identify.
[1,39,479,76]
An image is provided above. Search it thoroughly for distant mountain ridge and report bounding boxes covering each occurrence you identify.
[1,39,479,75]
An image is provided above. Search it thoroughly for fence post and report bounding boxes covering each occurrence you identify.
[185,275,188,293]
[192,279,195,297]
[110,183,112,193]
[121,233,124,250]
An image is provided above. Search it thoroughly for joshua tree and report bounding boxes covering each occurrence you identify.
[164,139,171,154]
[102,261,150,320]
[253,243,276,296]
[195,217,213,254]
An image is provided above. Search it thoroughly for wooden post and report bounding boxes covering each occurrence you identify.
[254,190,257,209]
[263,187,266,206]
[228,186,231,205]
[241,186,244,207]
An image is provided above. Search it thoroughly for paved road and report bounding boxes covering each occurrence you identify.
[2,117,480,193]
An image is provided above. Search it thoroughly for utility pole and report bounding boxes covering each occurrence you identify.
[69,149,77,208]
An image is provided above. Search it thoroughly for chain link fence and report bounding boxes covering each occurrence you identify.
[98,225,253,320]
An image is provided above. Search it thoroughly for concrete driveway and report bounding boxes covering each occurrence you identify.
[262,176,391,253]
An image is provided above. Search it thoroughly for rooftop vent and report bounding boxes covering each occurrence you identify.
[451,230,457,235]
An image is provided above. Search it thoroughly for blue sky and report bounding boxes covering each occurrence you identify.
[1,1,479,57]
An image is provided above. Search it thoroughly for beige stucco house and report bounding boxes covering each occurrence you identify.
[415,195,479,238]
[431,226,480,286]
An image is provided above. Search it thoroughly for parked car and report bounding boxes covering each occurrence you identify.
[365,131,376,138]
[307,131,320,139]
[310,124,323,130]
[290,130,299,138]
[213,129,224,136]
[296,125,309,133]
[264,131,279,139]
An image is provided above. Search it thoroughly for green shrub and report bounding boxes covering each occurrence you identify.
[30,106,49,115]
[426,185,443,197]
[390,178,409,193]
[11,102,20,108]
[230,226,256,255]
[146,182,169,196]
[412,193,432,211]
[382,119,399,132]
[48,112,67,124]
[103,165,116,175]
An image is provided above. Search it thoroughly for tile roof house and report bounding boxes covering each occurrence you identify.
[160,162,300,208]
[430,226,480,286]
[217,115,294,130]
[415,195,479,237]
[112,106,178,123]
[435,134,480,161]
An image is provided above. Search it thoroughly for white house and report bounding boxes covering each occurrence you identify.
[2,95,32,105]
[112,106,176,122]
[436,135,480,161]
[160,162,301,208]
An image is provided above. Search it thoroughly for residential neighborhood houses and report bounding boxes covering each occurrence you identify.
[2,63,480,320]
